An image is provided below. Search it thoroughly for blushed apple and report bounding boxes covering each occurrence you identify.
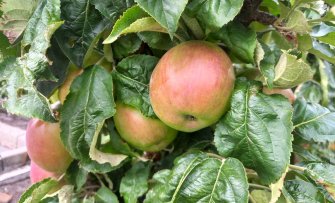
[26,119,73,173]
[149,41,235,132]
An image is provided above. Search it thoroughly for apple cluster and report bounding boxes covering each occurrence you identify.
[26,41,296,182]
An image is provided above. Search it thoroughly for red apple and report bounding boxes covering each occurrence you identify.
[149,41,235,132]
[262,87,295,104]
[113,102,178,152]
[58,66,83,103]
[26,119,73,173]
[30,161,60,183]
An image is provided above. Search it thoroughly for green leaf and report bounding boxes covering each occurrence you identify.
[0,32,18,60]
[256,42,277,87]
[186,0,244,32]
[305,162,335,198]
[19,178,58,203]
[19,0,63,81]
[208,21,257,63]
[293,98,335,142]
[60,65,119,173]
[103,5,166,44]
[284,180,326,203]
[273,50,314,88]
[312,23,335,47]
[112,34,142,60]
[250,190,271,203]
[0,57,55,122]
[309,40,335,64]
[293,145,322,162]
[214,79,293,184]
[65,161,89,192]
[285,10,311,34]
[95,186,119,203]
[137,32,177,50]
[0,0,38,43]
[145,152,249,203]
[113,54,159,117]
[120,162,151,203]
[90,0,134,21]
[134,0,188,38]
[55,0,110,67]
[295,81,322,104]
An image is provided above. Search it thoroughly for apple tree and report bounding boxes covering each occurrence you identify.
[1,0,335,202]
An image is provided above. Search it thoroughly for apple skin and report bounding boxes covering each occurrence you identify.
[26,119,73,173]
[149,41,235,132]
[58,67,83,103]
[113,102,178,152]
[262,87,295,104]
[30,161,60,183]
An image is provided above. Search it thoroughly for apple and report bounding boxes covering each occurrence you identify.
[58,66,83,103]
[262,87,295,104]
[149,41,235,132]
[30,161,60,183]
[26,119,73,173]
[113,102,178,152]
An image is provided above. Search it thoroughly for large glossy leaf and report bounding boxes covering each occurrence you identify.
[312,23,335,47]
[134,0,188,38]
[60,65,124,173]
[120,162,151,203]
[309,41,335,64]
[0,0,38,43]
[0,57,55,122]
[113,54,159,117]
[273,51,314,88]
[208,21,257,64]
[305,162,335,198]
[145,151,249,203]
[54,0,110,67]
[215,79,293,184]
[103,5,166,44]
[137,32,177,50]
[186,0,244,32]
[293,98,335,142]
[19,178,58,203]
[284,180,326,203]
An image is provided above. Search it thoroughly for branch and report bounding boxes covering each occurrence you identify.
[237,0,278,26]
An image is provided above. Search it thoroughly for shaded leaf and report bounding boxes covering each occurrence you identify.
[208,21,257,63]
[284,180,326,203]
[95,186,119,203]
[112,34,142,60]
[293,98,335,142]
[120,162,151,203]
[113,54,159,117]
[137,32,177,50]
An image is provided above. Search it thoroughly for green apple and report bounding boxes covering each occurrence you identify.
[113,102,178,152]
[263,87,295,104]
[149,41,235,132]
[26,119,73,173]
